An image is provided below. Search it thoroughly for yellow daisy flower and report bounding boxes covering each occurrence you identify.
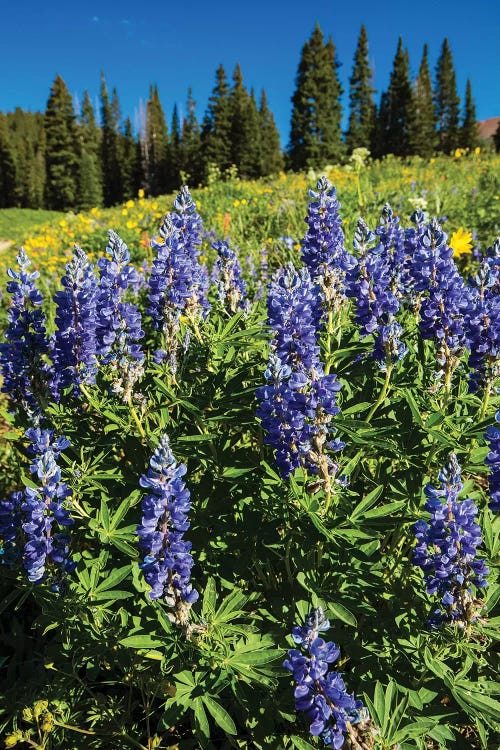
[449,228,473,257]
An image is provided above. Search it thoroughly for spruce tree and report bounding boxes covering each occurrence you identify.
[384,38,413,156]
[202,65,232,175]
[495,122,500,153]
[0,115,18,208]
[409,44,437,158]
[240,89,262,179]
[100,74,123,206]
[180,88,203,186]
[121,117,139,200]
[373,91,390,158]
[435,38,461,153]
[169,104,181,188]
[145,84,169,195]
[229,64,251,174]
[77,91,103,209]
[288,23,343,170]
[259,90,284,175]
[461,79,478,150]
[346,24,376,152]
[44,74,79,210]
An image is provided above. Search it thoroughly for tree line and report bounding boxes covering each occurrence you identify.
[0,24,495,211]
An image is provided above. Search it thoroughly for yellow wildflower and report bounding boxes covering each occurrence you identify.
[126,199,135,208]
[474,146,481,155]
[138,188,145,198]
[449,228,473,257]
[121,208,128,216]
[233,199,240,207]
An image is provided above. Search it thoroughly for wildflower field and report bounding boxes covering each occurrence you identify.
[1,151,500,750]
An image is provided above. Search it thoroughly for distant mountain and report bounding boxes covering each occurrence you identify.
[478,117,500,140]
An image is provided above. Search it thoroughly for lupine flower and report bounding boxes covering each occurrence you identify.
[409,219,470,386]
[413,454,489,628]
[0,491,23,566]
[213,240,247,313]
[257,264,345,486]
[22,428,74,587]
[0,248,54,417]
[170,185,210,317]
[347,219,407,368]
[136,434,198,625]
[485,411,500,513]
[52,245,98,396]
[96,230,145,401]
[301,177,355,325]
[376,204,410,299]
[465,253,500,392]
[148,189,209,372]
[284,608,372,749]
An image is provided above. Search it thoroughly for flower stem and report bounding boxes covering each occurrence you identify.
[366,364,393,423]
[479,382,492,422]
[127,397,147,440]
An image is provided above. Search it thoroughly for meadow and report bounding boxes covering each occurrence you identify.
[0,149,499,750]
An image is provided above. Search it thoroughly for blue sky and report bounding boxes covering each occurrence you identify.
[1,0,499,144]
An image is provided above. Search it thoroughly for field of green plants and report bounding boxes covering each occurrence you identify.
[0,151,499,750]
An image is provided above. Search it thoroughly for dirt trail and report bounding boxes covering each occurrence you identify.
[0,240,12,252]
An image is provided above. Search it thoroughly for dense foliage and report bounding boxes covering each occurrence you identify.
[0,161,499,750]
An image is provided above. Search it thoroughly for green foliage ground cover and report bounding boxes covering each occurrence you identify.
[0,154,499,750]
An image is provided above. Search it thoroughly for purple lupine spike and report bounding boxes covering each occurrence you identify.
[413,454,489,628]
[346,219,407,369]
[409,219,471,386]
[301,177,355,325]
[148,190,209,372]
[284,608,372,749]
[96,230,145,401]
[212,240,247,313]
[0,491,23,566]
[0,248,54,417]
[52,245,98,396]
[256,264,345,486]
[485,411,500,513]
[136,433,198,625]
[465,255,500,392]
[376,204,410,299]
[21,428,74,588]
[171,186,210,316]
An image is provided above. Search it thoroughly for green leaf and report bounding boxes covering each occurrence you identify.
[202,695,237,734]
[291,737,318,750]
[119,635,163,649]
[350,485,384,521]
[326,602,357,628]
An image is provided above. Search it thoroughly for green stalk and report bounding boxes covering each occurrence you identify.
[127,397,147,440]
[366,363,394,423]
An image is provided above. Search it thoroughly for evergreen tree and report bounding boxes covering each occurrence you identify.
[229,64,251,174]
[435,38,461,153]
[288,23,343,170]
[77,90,103,209]
[373,91,390,158]
[0,114,18,208]
[461,79,478,150]
[202,65,232,175]
[259,89,284,175]
[100,73,123,206]
[346,24,376,152]
[495,122,500,153]
[169,104,181,188]
[44,74,79,210]
[409,44,437,158]
[121,117,139,200]
[180,88,203,186]
[240,89,262,179]
[384,38,413,156]
[145,84,168,195]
